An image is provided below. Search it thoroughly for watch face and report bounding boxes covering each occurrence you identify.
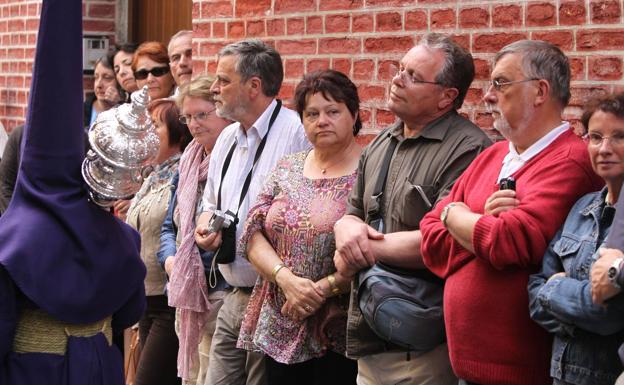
[609,266,618,279]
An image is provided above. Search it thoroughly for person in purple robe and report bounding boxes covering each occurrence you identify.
[0,0,147,384]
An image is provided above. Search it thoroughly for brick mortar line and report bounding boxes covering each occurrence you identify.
[196,0,572,16]
[194,52,624,60]
[191,25,624,41]
[193,5,623,20]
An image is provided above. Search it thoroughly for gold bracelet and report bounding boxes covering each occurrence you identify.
[327,273,340,295]
[271,263,286,283]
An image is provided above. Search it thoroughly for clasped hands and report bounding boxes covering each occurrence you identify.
[275,268,325,321]
[332,215,384,279]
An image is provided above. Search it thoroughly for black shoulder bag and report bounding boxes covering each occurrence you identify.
[357,135,446,352]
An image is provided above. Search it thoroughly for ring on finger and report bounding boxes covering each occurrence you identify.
[304,305,313,312]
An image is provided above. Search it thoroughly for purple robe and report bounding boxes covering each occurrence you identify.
[0,0,146,383]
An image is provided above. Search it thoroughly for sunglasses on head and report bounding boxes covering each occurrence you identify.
[133,65,170,80]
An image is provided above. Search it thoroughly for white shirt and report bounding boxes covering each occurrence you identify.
[202,99,311,287]
[497,122,570,182]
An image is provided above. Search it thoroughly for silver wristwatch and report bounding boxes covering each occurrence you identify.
[608,257,624,290]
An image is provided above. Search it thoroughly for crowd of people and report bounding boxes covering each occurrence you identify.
[1,9,624,385]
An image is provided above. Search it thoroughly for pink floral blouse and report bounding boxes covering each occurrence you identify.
[237,151,357,364]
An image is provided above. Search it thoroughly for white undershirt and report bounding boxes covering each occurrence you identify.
[497,122,570,182]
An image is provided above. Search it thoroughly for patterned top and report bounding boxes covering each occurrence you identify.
[237,151,357,364]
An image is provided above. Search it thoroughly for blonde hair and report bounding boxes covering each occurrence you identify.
[176,75,216,108]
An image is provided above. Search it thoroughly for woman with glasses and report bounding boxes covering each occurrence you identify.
[528,93,624,385]
[236,70,359,384]
[132,41,176,101]
[157,76,232,385]
[126,99,192,385]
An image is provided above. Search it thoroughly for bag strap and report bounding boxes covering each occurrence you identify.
[366,133,398,224]
[216,100,282,215]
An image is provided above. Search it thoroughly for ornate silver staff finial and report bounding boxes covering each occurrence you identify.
[82,85,160,206]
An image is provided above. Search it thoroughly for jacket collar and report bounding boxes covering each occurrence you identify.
[580,186,609,220]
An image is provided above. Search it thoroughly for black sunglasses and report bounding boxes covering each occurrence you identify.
[133,65,170,80]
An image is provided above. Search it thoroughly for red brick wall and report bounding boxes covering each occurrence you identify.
[0,0,116,132]
[2,1,623,136]
[192,0,624,137]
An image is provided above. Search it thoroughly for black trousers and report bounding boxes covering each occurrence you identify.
[135,295,181,385]
[266,350,357,385]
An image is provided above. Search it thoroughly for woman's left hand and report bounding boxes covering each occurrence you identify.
[276,268,325,320]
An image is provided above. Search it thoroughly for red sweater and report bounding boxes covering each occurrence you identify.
[420,130,604,385]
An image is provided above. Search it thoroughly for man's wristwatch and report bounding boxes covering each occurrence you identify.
[440,202,459,228]
[608,257,624,290]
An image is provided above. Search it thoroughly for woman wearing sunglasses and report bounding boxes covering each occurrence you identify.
[132,41,176,101]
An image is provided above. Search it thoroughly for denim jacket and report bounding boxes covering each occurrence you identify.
[157,172,228,292]
[528,188,624,385]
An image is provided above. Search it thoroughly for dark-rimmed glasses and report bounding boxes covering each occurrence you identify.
[133,65,170,80]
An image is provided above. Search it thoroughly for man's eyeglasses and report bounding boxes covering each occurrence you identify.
[490,78,540,92]
[133,65,170,80]
[393,67,441,87]
[178,109,216,125]
[586,132,624,147]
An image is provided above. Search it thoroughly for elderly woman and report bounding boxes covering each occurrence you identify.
[132,41,175,101]
[113,43,139,96]
[84,54,123,128]
[528,93,624,385]
[126,99,192,385]
[237,70,360,384]
[157,75,232,385]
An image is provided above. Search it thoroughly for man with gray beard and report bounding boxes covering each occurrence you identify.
[194,39,310,385]
[420,40,603,385]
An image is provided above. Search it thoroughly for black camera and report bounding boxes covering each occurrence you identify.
[210,210,238,265]
[499,177,516,191]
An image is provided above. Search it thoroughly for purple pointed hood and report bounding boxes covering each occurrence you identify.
[0,0,145,323]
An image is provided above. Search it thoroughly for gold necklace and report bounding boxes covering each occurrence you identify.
[314,144,356,174]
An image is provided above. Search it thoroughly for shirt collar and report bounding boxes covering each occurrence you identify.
[234,99,278,145]
[503,122,570,165]
[389,110,456,141]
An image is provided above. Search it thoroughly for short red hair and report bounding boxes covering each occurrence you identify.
[131,41,169,71]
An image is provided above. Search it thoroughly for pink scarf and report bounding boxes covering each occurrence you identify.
[167,139,213,381]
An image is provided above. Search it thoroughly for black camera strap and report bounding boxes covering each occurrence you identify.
[216,99,282,217]
[366,132,398,228]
